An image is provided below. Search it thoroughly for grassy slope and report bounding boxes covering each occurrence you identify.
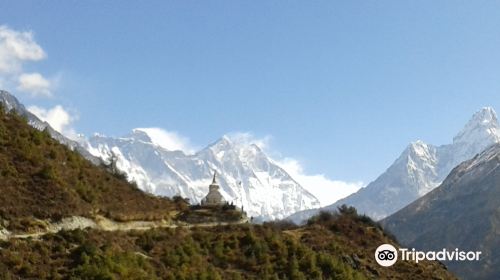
[0,105,186,232]
[0,210,456,279]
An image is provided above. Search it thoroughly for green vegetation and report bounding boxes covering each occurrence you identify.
[0,219,363,279]
[0,105,186,231]
[0,208,455,279]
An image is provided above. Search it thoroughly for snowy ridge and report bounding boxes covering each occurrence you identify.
[453,107,500,145]
[83,132,320,220]
[288,107,500,223]
[457,143,500,174]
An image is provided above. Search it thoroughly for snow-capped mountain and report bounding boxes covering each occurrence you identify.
[288,107,500,223]
[0,90,100,164]
[83,130,320,220]
[382,143,500,279]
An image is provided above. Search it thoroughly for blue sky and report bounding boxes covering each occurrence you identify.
[2,1,500,203]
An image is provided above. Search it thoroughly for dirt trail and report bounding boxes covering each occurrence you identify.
[0,216,249,240]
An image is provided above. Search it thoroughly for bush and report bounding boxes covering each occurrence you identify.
[36,165,56,181]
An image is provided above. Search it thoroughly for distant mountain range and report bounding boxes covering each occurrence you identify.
[289,107,500,223]
[82,131,320,221]
[383,143,500,280]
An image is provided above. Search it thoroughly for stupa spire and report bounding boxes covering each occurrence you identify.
[212,170,217,184]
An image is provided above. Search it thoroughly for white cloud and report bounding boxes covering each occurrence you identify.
[17,72,52,97]
[276,158,364,207]
[0,25,46,74]
[0,25,54,97]
[134,127,196,154]
[27,105,77,138]
[0,26,75,137]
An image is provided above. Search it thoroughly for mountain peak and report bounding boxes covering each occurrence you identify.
[0,90,26,113]
[408,139,427,149]
[210,136,266,160]
[453,107,500,145]
[129,129,154,143]
[209,135,233,151]
[469,106,497,125]
[219,135,232,145]
[404,140,434,159]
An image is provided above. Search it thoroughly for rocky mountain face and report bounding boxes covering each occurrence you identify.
[83,131,320,220]
[382,143,500,280]
[288,107,500,223]
[0,90,100,165]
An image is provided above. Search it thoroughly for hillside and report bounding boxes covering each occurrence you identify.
[0,90,99,164]
[383,143,500,279]
[0,208,456,279]
[0,102,186,233]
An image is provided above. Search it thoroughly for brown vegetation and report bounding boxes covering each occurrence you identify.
[0,207,456,279]
[0,106,186,231]
[302,206,456,280]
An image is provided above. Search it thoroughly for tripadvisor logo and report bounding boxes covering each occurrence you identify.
[375,244,482,267]
[375,244,398,267]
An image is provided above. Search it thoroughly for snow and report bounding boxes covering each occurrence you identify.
[459,144,500,173]
[453,107,500,145]
[132,128,195,154]
[84,133,321,221]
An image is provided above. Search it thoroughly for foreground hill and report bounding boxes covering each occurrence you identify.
[0,208,455,279]
[0,100,186,233]
[383,143,500,279]
[289,107,500,223]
